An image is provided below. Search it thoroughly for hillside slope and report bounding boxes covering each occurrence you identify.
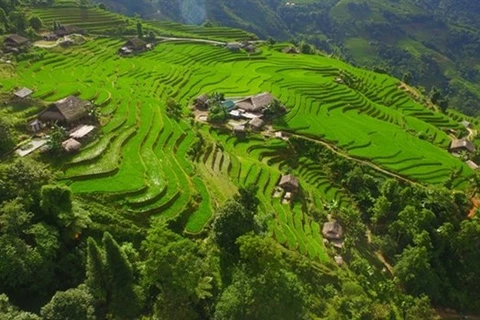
[99,0,480,116]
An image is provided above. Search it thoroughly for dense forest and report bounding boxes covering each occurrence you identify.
[99,0,480,116]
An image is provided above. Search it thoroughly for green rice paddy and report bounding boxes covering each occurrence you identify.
[2,30,474,262]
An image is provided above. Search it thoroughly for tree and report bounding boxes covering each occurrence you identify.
[136,21,143,38]
[29,16,42,31]
[215,235,307,320]
[41,286,95,320]
[402,72,412,84]
[141,222,215,319]
[166,97,182,119]
[429,86,442,105]
[103,232,141,319]
[0,294,40,320]
[40,185,73,222]
[147,30,156,40]
[85,237,107,308]
[266,36,276,45]
[234,184,259,215]
[8,11,27,33]
[212,200,256,255]
[207,104,227,123]
[0,117,15,155]
[46,124,67,154]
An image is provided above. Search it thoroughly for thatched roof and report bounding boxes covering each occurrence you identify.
[282,47,298,54]
[322,221,343,240]
[14,87,33,98]
[279,174,299,191]
[450,138,475,153]
[39,96,91,124]
[196,94,209,103]
[55,25,84,36]
[125,37,147,50]
[236,92,274,113]
[4,34,29,46]
[62,138,81,152]
[249,117,264,129]
[233,125,246,133]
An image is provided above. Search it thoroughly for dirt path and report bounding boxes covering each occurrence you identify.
[291,133,422,187]
[469,197,480,217]
[366,229,394,274]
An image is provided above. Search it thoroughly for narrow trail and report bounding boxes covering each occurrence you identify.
[291,133,421,187]
[366,229,394,275]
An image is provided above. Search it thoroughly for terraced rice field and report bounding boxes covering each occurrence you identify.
[29,5,254,41]
[2,36,474,262]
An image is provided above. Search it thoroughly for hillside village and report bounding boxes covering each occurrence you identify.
[1,2,480,319]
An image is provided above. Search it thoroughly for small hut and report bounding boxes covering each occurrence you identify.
[322,221,343,241]
[466,160,479,170]
[233,125,246,137]
[14,87,33,99]
[38,96,92,126]
[282,47,299,54]
[62,138,81,153]
[278,174,299,193]
[449,138,475,153]
[195,94,210,109]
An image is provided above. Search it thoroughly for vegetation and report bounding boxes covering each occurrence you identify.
[0,1,480,318]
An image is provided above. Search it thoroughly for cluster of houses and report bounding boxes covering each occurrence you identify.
[195,92,284,135]
[225,41,257,53]
[13,87,96,154]
[118,37,153,56]
[448,120,479,170]
[2,25,86,54]
[275,173,344,262]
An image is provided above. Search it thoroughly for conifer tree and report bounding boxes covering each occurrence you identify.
[102,232,140,319]
[85,237,106,304]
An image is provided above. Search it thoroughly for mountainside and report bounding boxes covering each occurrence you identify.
[100,0,480,116]
[2,1,480,319]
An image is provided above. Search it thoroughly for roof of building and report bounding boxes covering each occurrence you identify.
[322,221,343,240]
[466,160,478,170]
[125,37,147,49]
[222,100,236,110]
[197,94,209,103]
[282,46,298,54]
[39,96,91,124]
[236,92,274,112]
[244,44,256,52]
[450,138,476,153]
[249,117,264,129]
[62,138,81,152]
[461,120,471,128]
[279,174,299,190]
[70,125,95,139]
[14,87,33,98]
[226,42,241,50]
[233,125,246,132]
[55,25,84,36]
[4,34,29,45]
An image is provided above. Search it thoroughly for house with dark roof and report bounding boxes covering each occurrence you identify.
[449,138,476,153]
[226,42,241,52]
[236,92,274,113]
[38,96,92,126]
[55,25,85,37]
[282,47,299,54]
[119,37,148,55]
[3,34,30,53]
[195,94,210,110]
[278,174,299,193]
[249,117,264,131]
[322,221,343,241]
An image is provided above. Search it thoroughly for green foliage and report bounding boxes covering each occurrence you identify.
[0,117,15,155]
[141,222,216,319]
[29,16,42,31]
[40,185,73,220]
[103,232,141,319]
[40,286,96,320]
[136,21,143,38]
[85,237,107,306]
[46,124,67,154]
[166,97,182,119]
[212,200,256,255]
[0,294,40,320]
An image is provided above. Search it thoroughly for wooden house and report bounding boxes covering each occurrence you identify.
[236,92,274,113]
[38,96,92,126]
[3,34,30,53]
[278,174,299,193]
[322,221,343,241]
[449,138,475,153]
[55,25,85,37]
